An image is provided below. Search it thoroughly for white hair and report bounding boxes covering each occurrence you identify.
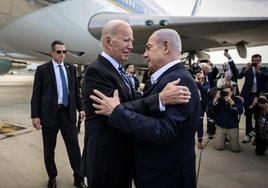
[153,29,182,52]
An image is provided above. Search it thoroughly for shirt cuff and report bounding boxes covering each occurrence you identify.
[159,95,166,112]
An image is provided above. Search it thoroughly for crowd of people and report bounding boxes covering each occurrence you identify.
[183,51,268,153]
[30,19,268,188]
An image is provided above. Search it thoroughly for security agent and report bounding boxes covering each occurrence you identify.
[31,40,86,188]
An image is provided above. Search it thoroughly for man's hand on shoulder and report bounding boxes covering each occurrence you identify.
[159,79,191,105]
[90,89,120,116]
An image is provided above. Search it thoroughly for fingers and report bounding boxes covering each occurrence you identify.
[93,89,107,100]
[90,94,103,104]
[92,103,102,110]
[113,89,119,98]
[168,78,180,86]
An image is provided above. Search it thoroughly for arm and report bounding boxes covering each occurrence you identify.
[123,79,191,114]
[31,66,42,119]
[30,66,42,130]
[109,101,189,144]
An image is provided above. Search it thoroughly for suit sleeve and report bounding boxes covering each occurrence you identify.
[82,66,117,117]
[31,66,42,118]
[122,94,161,115]
[109,101,190,144]
[72,65,83,112]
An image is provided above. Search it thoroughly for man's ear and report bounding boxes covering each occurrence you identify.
[163,40,170,55]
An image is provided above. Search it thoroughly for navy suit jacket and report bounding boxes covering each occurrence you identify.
[238,66,268,106]
[31,61,82,127]
[109,63,200,188]
[81,55,161,186]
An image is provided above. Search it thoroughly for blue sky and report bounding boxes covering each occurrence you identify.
[154,0,268,64]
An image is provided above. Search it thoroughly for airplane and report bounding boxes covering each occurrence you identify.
[0,0,268,75]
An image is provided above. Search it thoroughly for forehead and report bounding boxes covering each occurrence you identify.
[116,24,133,36]
[252,56,261,60]
[54,44,65,49]
[147,34,157,45]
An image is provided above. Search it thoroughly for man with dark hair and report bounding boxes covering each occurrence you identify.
[209,84,243,152]
[31,40,87,188]
[238,54,268,143]
[125,63,140,91]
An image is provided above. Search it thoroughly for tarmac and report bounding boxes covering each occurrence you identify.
[0,74,267,188]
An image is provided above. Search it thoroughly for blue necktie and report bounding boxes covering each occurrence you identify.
[58,65,69,107]
[118,65,133,95]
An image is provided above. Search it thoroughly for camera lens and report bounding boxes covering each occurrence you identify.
[258,97,267,104]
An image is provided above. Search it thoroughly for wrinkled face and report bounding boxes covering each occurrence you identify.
[109,25,133,63]
[51,44,66,63]
[126,65,135,74]
[143,34,164,72]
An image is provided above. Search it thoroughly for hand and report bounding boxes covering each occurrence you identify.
[224,96,234,105]
[90,89,120,116]
[159,79,191,105]
[252,97,258,106]
[213,91,221,104]
[79,111,86,121]
[256,64,261,73]
[32,118,42,130]
[224,51,231,59]
[245,62,251,71]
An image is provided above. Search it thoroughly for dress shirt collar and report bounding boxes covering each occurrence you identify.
[101,51,122,73]
[150,59,180,84]
[52,59,64,68]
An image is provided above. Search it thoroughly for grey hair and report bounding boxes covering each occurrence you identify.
[153,29,182,52]
[100,19,130,45]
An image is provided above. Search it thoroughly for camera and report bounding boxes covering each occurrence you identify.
[220,90,229,97]
[257,97,267,104]
[200,59,208,63]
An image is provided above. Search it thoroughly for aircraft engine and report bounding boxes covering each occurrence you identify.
[0,59,27,75]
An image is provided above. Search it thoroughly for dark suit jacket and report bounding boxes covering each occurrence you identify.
[238,66,268,106]
[109,63,201,188]
[31,61,82,126]
[82,55,160,186]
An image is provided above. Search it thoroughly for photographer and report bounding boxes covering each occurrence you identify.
[238,54,268,143]
[194,69,210,149]
[248,93,268,155]
[217,50,239,95]
[209,84,243,152]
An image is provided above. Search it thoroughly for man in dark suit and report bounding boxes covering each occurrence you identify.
[82,21,191,188]
[238,54,268,143]
[31,41,87,188]
[90,29,200,188]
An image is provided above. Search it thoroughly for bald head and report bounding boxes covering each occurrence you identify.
[152,29,182,53]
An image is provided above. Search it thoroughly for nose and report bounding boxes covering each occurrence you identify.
[143,50,148,59]
[128,41,133,49]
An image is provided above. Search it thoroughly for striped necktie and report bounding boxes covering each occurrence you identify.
[118,65,133,94]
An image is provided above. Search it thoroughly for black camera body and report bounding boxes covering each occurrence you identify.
[258,97,267,104]
[220,90,229,97]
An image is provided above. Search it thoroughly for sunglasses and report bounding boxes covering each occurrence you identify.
[54,50,67,54]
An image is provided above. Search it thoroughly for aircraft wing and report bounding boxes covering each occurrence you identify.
[88,13,268,56]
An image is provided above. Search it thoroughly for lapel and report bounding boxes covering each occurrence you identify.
[98,55,134,100]
[143,63,184,97]
[48,61,57,91]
